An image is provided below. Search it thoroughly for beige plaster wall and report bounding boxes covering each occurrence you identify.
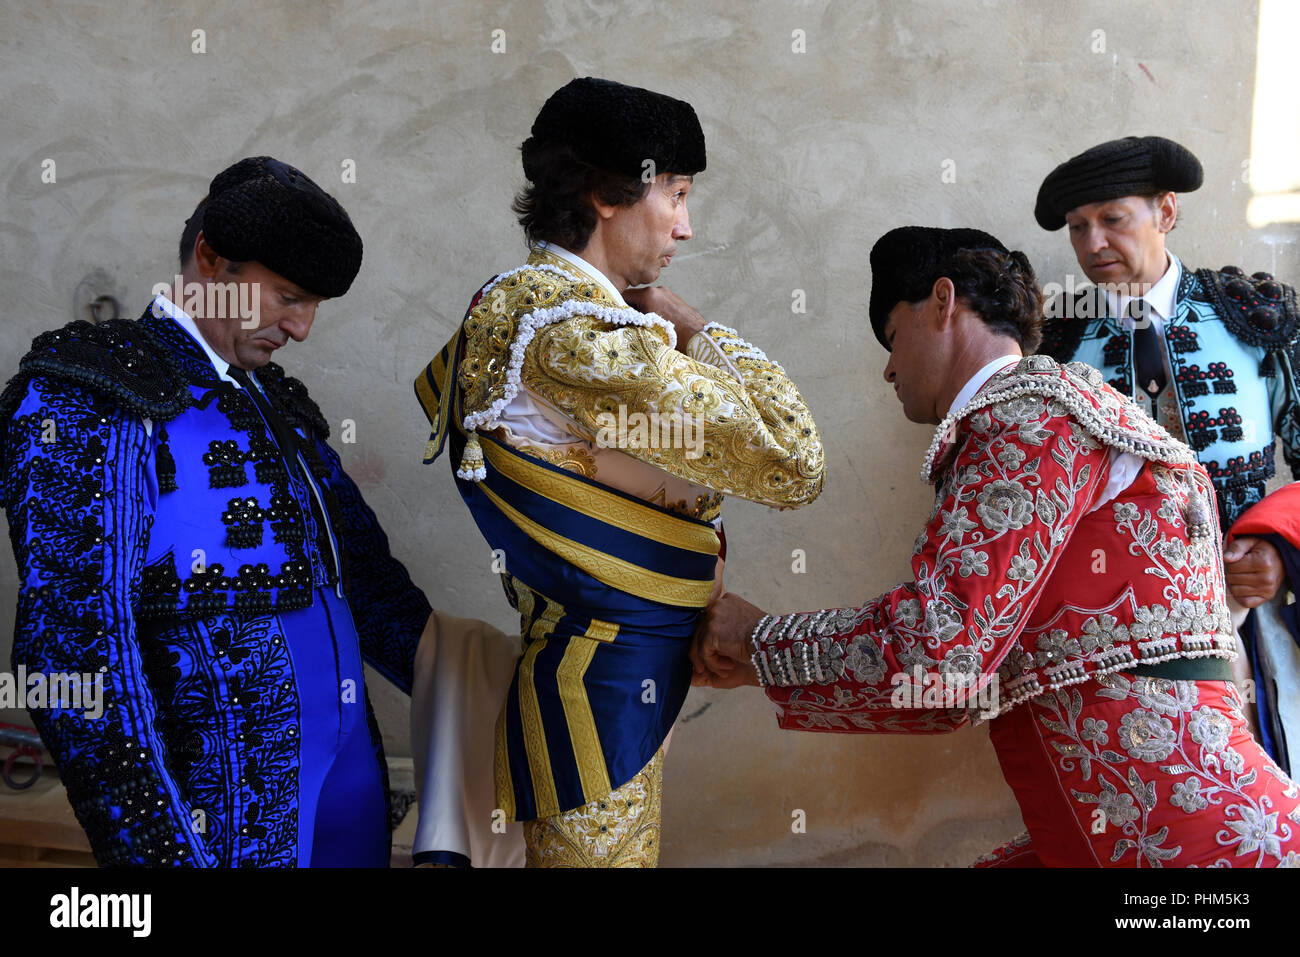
[1,0,1294,866]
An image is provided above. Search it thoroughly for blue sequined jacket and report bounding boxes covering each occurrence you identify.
[0,307,431,865]
[1040,261,1300,526]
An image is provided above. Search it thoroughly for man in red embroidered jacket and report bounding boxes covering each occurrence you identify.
[694,226,1300,867]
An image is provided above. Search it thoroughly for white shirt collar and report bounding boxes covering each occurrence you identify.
[536,241,627,306]
[947,354,1022,417]
[150,293,240,385]
[1109,251,1181,327]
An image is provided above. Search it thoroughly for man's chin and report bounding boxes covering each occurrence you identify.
[238,344,277,367]
[900,405,934,426]
[1085,264,1134,286]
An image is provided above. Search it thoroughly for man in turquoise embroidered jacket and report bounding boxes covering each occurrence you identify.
[1034,135,1300,772]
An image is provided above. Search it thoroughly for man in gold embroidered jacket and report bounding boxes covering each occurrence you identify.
[414,77,824,867]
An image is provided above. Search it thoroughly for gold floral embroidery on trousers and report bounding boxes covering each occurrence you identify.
[523,746,664,867]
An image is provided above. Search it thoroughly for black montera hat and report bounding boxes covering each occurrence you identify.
[1034,136,1203,231]
[521,77,706,181]
[868,226,1009,349]
[197,156,363,298]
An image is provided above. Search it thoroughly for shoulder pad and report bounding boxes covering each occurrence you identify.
[256,361,330,439]
[0,318,191,426]
[459,264,616,431]
[922,353,1194,484]
[1195,266,1299,350]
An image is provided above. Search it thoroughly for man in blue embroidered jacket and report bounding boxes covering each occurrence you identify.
[1034,135,1300,773]
[0,157,431,866]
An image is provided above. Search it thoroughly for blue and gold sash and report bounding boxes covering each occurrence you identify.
[414,327,721,820]
[415,327,462,468]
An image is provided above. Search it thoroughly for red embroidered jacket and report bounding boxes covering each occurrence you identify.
[758,355,1237,732]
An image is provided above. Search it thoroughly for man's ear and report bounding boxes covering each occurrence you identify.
[193,232,222,279]
[932,276,957,326]
[589,193,618,222]
[1155,191,1178,233]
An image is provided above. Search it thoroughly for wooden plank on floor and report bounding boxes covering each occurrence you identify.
[0,766,92,858]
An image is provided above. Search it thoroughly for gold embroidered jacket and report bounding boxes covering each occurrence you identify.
[452,250,825,512]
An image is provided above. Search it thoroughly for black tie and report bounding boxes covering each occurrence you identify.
[228,367,301,463]
[228,366,338,582]
[1128,299,1167,400]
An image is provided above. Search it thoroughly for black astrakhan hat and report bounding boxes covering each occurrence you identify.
[521,77,706,181]
[197,156,363,298]
[868,226,1009,349]
[1034,136,1203,231]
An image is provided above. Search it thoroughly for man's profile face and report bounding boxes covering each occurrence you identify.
[881,298,944,425]
[190,234,326,370]
[1064,194,1174,288]
[602,172,694,288]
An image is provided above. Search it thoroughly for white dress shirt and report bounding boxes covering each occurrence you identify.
[1107,250,1181,395]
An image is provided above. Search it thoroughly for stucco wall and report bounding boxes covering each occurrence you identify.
[1,0,1294,866]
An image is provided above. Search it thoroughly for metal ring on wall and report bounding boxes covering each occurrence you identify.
[2,748,42,790]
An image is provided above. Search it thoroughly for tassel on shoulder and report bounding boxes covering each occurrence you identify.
[456,431,487,482]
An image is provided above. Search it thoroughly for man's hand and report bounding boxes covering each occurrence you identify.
[623,285,707,347]
[690,592,767,689]
[1224,536,1285,609]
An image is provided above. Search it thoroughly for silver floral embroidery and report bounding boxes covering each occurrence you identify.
[843,635,887,685]
[1035,678,1296,866]
[1112,501,1140,523]
[1094,779,1141,826]
[1007,552,1038,582]
[1081,614,1126,649]
[1170,777,1208,813]
[815,607,867,636]
[1066,419,1103,451]
[1036,629,1082,668]
[1118,708,1178,762]
[939,506,977,545]
[1130,605,1170,640]
[957,547,989,578]
[1220,805,1285,859]
[924,601,963,644]
[940,645,981,688]
[895,598,922,629]
[1159,538,1187,569]
[1081,716,1108,744]
[992,396,1043,426]
[997,444,1027,469]
[1188,705,1232,754]
[975,479,1034,534]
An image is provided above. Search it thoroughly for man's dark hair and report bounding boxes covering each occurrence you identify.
[179,196,208,267]
[178,196,243,273]
[512,141,649,251]
[928,248,1045,353]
